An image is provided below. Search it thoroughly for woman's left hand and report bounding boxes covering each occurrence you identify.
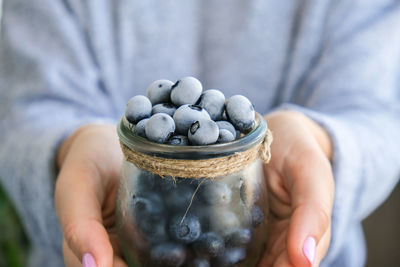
[259,111,334,267]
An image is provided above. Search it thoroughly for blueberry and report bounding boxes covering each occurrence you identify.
[138,216,168,243]
[216,121,237,138]
[193,232,225,257]
[217,129,235,143]
[168,135,189,146]
[235,130,242,139]
[146,79,174,105]
[200,180,232,206]
[197,89,225,120]
[170,77,203,106]
[135,171,155,191]
[145,113,175,143]
[188,119,219,145]
[226,95,255,132]
[132,192,164,219]
[251,205,264,227]
[150,242,186,267]
[225,228,252,247]
[173,104,210,135]
[192,258,210,267]
[210,209,240,234]
[155,175,177,193]
[169,214,201,243]
[125,95,152,124]
[152,103,177,117]
[166,184,195,211]
[213,247,246,267]
[134,118,149,138]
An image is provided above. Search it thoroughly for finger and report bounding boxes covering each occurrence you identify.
[272,250,295,267]
[55,161,113,267]
[314,225,331,267]
[285,150,334,267]
[64,239,129,267]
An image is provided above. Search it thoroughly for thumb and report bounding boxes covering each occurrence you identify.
[55,160,114,267]
[286,151,334,267]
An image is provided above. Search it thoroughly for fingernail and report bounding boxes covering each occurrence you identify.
[82,253,97,267]
[303,236,316,266]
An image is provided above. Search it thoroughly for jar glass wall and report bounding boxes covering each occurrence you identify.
[116,114,270,267]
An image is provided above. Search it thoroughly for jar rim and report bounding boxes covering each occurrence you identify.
[117,113,267,160]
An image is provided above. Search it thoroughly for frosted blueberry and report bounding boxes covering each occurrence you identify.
[197,89,225,120]
[192,258,211,267]
[200,180,232,205]
[136,171,155,191]
[133,118,149,138]
[193,232,225,257]
[210,209,240,234]
[213,247,246,267]
[169,214,201,243]
[166,185,195,211]
[125,95,152,124]
[236,130,242,139]
[146,79,174,105]
[217,129,235,143]
[168,135,189,146]
[170,77,203,106]
[173,105,210,135]
[251,205,264,227]
[155,175,176,193]
[188,119,219,145]
[151,103,177,117]
[216,121,237,138]
[138,216,168,243]
[225,228,251,247]
[132,192,164,219]
[145,113,175,143]
[226,95,255,132]
[150,242,186,267]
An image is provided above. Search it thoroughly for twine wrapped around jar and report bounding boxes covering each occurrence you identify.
[120,129,272,179]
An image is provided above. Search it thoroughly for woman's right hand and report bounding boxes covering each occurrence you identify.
[55,124,127,267]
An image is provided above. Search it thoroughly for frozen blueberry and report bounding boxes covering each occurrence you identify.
[200,181,232,205]
[210,209,240,234]
[213,247,246,267]
[170,77,203,106]
[132,192,164,219]
[173,104,210,135]
[197,89,225,120]
[138,216,168,243]
[134,118,149,138]
[169,214,201,243]
[125,95,152,124]
[193,232,225,257]
[152,103,177,117]
[226,95,255,132]
[235,130,242,139]
[135,171,155,191]
[150,242,186,267]
[146,79,174,105]
[168,135,189,146]
[145,113,175,143]
[188,119,219,145]
[225,228,251,247]
[251,205,264,227]
[217,129,235,143]
[216,121,237,138]
[192,258,210,267]
[155,175,177,193]
[166,184,195,211]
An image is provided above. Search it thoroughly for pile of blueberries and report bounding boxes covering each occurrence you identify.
[124,77,256,145]
[130,171,264,267]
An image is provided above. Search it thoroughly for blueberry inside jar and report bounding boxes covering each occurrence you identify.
[116,77,272,267]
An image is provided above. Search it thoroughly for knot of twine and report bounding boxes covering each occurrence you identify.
[120,129,273,179]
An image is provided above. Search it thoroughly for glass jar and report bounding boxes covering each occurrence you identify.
[116,113,270,267]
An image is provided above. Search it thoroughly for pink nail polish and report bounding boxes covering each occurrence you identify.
[303,236,316,266]
[82,253,97,267]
